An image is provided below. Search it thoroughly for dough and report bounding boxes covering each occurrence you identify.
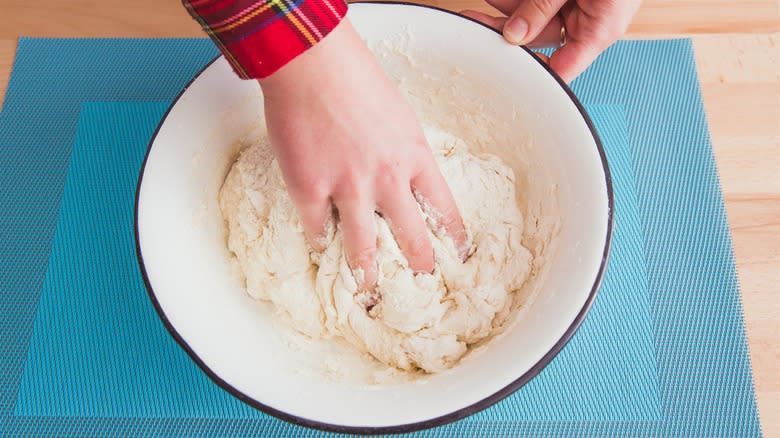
[219,127,532,373]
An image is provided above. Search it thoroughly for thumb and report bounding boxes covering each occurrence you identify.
[504,0,568,45]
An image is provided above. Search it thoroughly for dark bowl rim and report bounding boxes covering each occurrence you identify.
[133,2,615,435]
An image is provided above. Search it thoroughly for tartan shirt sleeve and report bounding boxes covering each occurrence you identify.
[183,0,349,79]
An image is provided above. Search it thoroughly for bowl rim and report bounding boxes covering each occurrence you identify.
[134,2,615,434]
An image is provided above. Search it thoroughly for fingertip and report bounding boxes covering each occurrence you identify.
[349,244,379,290]
[351,257,378,291]
[407,233,435,274]
[445,214,470,262]
[305,231,327,253]
[548,40,602,84]
[295,199,332,253]
[503,15,528,45]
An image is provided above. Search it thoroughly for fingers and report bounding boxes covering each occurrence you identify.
[334,198,378,290]
[460,10,507,31]
[378,189,435,274]
[526,14,564,49]
[460,9,562,49]
[549,38,603,82]
[546,6,620,82]
[412,164,469,260]
[504,0,568,45]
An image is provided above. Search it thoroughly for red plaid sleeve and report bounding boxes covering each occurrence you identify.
[183,0,348,79]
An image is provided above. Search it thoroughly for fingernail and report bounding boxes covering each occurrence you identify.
[505,17,528,45]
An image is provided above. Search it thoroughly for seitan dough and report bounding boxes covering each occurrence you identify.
[219,126,531,373]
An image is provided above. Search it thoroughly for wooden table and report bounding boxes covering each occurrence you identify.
[1,0,777,435]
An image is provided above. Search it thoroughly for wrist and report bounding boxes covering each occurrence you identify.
[259,19,366,98]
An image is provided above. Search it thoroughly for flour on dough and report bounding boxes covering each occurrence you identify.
[219,127,532,373]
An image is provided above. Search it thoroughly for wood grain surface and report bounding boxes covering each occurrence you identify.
[0,0,777,435]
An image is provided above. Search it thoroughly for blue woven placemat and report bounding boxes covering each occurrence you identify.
[0,38,761,436]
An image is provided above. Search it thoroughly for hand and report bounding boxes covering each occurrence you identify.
[259,19,467,289]
[462,0,641,82]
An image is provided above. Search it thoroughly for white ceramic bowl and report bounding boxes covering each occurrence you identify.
[135,3,613,433]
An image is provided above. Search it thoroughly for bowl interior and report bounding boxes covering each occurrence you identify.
[136,3,611,430]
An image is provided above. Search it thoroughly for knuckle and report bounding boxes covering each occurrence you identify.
[296,174,330,201]
[376,163,407,191]
[309,180,331,201]
[336,169,370,199]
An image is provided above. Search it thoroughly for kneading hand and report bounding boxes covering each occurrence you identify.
[259,19,467,290]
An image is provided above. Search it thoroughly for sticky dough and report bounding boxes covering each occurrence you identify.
[219,127,532,373]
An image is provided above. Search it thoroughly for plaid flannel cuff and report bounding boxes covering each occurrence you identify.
[184,0,348,78]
